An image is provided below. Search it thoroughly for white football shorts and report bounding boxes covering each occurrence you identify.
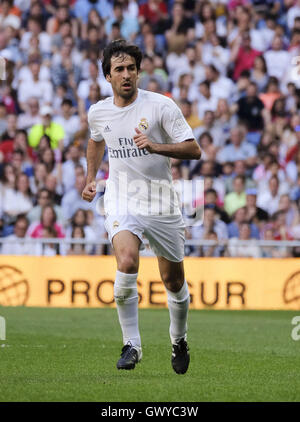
[104,214,186,262]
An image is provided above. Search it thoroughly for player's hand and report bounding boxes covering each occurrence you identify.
[133,128,157,153]
[82,181,97,202]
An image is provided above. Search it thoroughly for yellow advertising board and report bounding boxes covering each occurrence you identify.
[0,256,300,310]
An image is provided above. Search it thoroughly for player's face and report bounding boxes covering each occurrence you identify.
[106,54,138,102]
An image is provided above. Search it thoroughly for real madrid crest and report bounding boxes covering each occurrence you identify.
[113,220,120,229]
[138,118,148,131]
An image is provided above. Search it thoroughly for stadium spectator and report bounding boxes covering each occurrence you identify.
[66,226,87,256]
[228,222,262,258]
[214,98,238,146]
[264,35,290,80]
[259,76,281,111]
[138,0,168,32]
[77,60,106,102]
[224,175,246,216]
[19,15,51,59]
[27,204,65,238]
[61,172,91,220]
[64,208,96,255]
[244,187,269,228]
[29,162,48,195]
[257,175,284,216]
[28,105,65,150]
[204,188,230,223]
[197,132,217,163]
[138,55,168,92]
[250,55,268,93]
[191,204,228,254]
[27,187,64,225]
[178,99,202,136]
[1,169,33,228]
[236,81,265,136]
[231,31,261,81]
[0,215,39,255]
[38,226,60,256]
[216,126,256,165]
[17,97,41,131]
[205,63,235,102]
[53,98,80,147]
[200,230,225,258]
[18,55,53,111]
[195,110,223,149]
[1,113,18,142]
[74,0,112,24]
[0,102,7,137]
[105,1,139,41]
[227,206,260,239]
[278,193,300,229]
[196,80,219,119]
[60,143,86,193]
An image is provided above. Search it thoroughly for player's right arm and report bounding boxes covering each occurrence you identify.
[82,138,105,202]
[82,104,106,202]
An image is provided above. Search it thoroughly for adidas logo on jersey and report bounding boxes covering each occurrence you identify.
[104,125,111,133]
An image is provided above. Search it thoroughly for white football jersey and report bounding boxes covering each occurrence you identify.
[88,89,194,216]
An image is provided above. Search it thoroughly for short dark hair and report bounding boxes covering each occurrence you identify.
[102,39,143,78]
[62,98,73,107]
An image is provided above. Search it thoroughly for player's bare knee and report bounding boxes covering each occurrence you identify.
[161,274,184,293]
[117,254,138,274]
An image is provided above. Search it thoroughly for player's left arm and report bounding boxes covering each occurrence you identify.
[133,128,201,160]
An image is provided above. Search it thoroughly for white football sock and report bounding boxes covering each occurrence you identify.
[166,280,190,345]
[114,270,141,348]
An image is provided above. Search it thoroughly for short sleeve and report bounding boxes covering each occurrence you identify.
[87,105,104,142]
[160,98,194,144]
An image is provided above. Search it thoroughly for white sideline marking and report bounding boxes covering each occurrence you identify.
[0,316,5,341]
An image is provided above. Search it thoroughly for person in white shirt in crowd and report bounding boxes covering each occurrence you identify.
[172,44,206,90]
[1,172,33,225]
[51,34,82,69]
[195,1,227,40]
[196,80,219,119]
[195,110,224,149]
[17,55,53,111]
[205,64,236,103]
[190,204,228,256]
[228,222,261,258]
[287,0,300,30]
[1,215,40,255]
[15,53,51,86]
[216,125,257,165]
[19,15,52,60]
[166,41,190,87]
[60,144,87,193]
[264,35,290,81]
[54,98,81,147]
[29,161,48,195]
[17,96,41,130]
[61,172,92,221]
[257,174,288,216]
[214,98,238,144]
[0,0,21,32]
[201,34,230,76]
[77,60,113,102]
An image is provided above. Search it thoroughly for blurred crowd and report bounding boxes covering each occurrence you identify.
[1,0,300,258]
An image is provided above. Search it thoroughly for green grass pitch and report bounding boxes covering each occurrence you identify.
[0,307,300,402]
